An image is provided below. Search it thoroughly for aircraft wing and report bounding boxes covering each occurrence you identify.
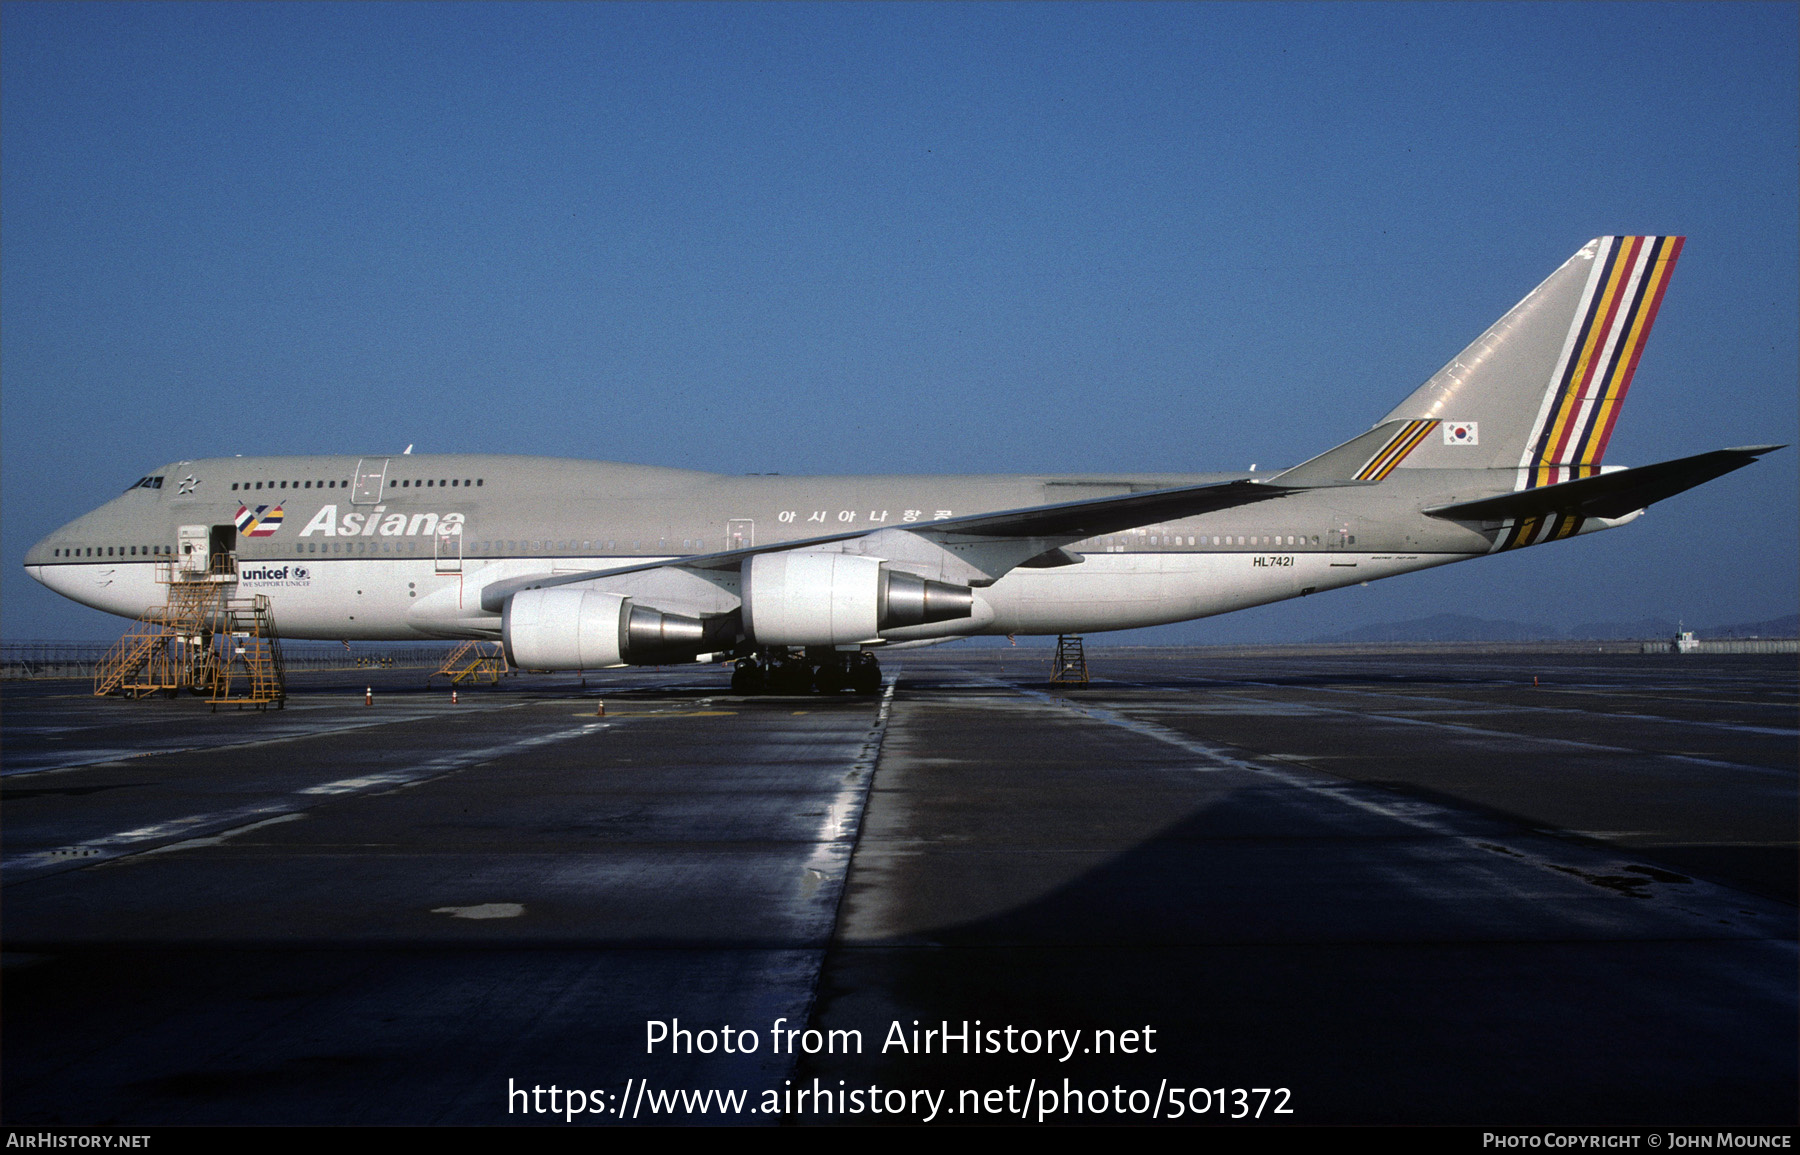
[1424,445,1784,523]
[478,474,1342,612]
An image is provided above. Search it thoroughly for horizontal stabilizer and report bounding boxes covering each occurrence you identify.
[1424,445,1783,523]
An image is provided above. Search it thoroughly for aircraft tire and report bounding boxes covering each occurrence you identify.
[851,656,881,695]
[730,660,765,694]
[770,659,811,696]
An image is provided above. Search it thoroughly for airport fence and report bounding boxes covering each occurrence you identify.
[1,640,460,680]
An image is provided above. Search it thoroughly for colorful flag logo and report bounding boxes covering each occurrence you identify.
[235,504,285,537]
[1443,422,1479,446]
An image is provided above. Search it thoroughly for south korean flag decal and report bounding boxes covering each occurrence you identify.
[1442,422,1479,446]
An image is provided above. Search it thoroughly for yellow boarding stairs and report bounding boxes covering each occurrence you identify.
[429,640,511,686]
[93,553,286,710]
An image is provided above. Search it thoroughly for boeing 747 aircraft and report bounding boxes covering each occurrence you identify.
[25,237,1780,693]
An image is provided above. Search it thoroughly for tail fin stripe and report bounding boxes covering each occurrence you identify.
[1542,236,1643,473]
[1565,235,1672,468]
[1566,238,1658,467]
[1580,236,1683,465]
[1354,419,1438,481]
[1492,511,1587,553]
[1523,236,1683,487]
[1524,237,1626,474]
[1549,236,1645,469]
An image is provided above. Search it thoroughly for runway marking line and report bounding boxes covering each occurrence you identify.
[2,699,540,779]
[568,710,737,718]
[2,719,610,882]
[1221,684,1797,780]
[969,672,1790,935]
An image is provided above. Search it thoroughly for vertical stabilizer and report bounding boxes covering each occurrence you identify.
[1377,236,1683,478]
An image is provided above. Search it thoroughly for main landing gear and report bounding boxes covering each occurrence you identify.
[730,649,882,696]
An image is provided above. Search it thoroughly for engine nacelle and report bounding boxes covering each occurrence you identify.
[742,553,974,646]
[504,587,728,669]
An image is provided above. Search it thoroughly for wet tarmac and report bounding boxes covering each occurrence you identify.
[2,649,1794,1126]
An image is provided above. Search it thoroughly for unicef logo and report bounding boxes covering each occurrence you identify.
[292,566,310,581]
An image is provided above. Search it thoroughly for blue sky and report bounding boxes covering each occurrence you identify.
[4,2,1796,642]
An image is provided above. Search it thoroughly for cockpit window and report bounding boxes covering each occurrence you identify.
[124,476,164,492]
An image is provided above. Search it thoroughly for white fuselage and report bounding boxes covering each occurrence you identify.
[29,547,1471,642]
[25,451,1608,647]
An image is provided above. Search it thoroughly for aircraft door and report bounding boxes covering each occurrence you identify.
[209,525,237,575]
[178,525,210,574]
[727,519,754,550]
[352,458,389,505]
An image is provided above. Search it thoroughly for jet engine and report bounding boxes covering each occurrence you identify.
[503,588,733,668]
[741,553,974,646]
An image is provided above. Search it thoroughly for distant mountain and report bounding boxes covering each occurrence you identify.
[1703,613,1799,639]
[1311,614,1556,643]
[1311,611,1797,644]
[1567,614,1799,640]
[1565,617,1679,640]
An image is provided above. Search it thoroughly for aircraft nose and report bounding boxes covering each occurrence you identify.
[23,527,63,589]
[24,527,62,571]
